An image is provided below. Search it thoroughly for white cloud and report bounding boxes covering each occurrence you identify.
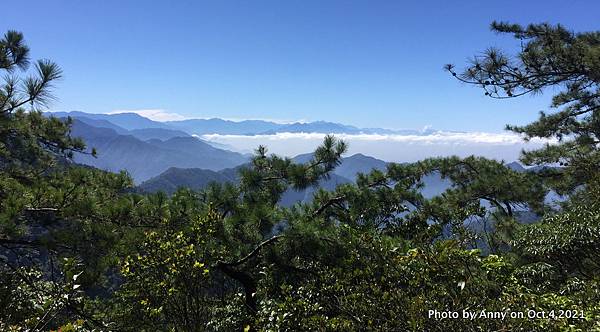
[108,109,188,121]
[201,131,554,162]
[201,131,552,145]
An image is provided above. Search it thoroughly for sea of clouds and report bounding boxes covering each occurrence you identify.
[201,131,553,162]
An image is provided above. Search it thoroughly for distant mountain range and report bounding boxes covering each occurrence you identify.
[49,111,436,136]
[68,120,248,183]
[52,111,173,130]
[169,119,437,135]
[47,111,421,185]
[165,118,282,135]
[45,111,534,203]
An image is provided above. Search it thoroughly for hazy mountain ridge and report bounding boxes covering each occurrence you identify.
[50,111,440,136]
[51,111,172,130]
[50,112,190,141]
[69,120,248,183]
[128,128,191,141]
[260,121,362,135]
[166,118,283,135]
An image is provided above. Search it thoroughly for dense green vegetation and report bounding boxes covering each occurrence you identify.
[1,22,600,331]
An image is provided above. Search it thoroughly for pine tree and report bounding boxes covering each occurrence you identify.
[446,21,600,193]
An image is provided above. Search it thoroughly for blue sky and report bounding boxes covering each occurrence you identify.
[2,0,598,132]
